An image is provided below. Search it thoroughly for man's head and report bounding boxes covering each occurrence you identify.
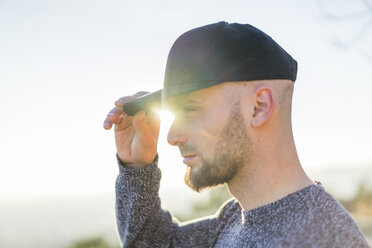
[167,79,295,192]
[121,21,298,192]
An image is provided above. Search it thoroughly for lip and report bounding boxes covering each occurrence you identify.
[182,155,197,164]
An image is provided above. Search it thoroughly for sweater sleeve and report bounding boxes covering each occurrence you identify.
[115,155,236,248]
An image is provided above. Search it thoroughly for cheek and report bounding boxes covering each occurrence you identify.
[198,125,220,142]
[195,116,225,153]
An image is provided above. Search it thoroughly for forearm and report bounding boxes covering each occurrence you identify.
[115,155,165,247]
[115,155,222,247]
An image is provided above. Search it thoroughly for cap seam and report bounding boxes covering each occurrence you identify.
[167,73,296,86]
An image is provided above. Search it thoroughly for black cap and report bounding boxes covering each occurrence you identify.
[123,21,297,116]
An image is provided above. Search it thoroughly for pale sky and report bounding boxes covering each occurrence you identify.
[1,0,371,199]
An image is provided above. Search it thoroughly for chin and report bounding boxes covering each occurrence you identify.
[190,164,202,172]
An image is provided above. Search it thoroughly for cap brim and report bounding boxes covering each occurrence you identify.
[122,90,162,116]
[122,80,223,116]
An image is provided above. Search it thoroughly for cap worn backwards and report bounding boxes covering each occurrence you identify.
[123,21,298,116]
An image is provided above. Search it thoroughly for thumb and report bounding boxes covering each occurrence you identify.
[132,111,155,147]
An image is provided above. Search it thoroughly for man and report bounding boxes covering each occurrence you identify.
[104,22,369,247]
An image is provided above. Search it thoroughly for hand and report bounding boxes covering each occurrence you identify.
[103,92,160,168]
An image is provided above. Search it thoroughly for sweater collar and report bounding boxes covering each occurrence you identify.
[241,183,323,225]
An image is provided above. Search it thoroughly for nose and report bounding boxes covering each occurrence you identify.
[167,119,188,146]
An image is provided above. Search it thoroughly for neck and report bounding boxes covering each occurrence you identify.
[227,134,314,211]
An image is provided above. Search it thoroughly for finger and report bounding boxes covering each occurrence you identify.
[149,116,161,143]
[107,107,123,122]
[114,96,135,108]
[103,118,113,130]
[104,114,131,131]
[133,91,150,97]
[103,107,124,129]
[114,91,150,108]
[132,111,155,148]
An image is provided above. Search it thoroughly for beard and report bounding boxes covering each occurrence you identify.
[183,101,251,192]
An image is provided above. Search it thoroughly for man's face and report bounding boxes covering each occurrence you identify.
[167,84,252,192]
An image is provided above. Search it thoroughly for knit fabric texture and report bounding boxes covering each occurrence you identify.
[115,158,370,248]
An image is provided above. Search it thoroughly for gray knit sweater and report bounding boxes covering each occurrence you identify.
[115,157,370,247]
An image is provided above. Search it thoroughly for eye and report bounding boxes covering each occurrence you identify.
[182,106,198,113]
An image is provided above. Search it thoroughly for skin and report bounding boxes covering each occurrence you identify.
[168,87,252,192]
[103,80,314,211]
[103,91,160,167]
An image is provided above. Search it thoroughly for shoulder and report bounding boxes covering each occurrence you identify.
[303,184,369,246]
[309,184,356,226]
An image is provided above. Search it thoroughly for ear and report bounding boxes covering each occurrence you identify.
[251,87,275,127]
